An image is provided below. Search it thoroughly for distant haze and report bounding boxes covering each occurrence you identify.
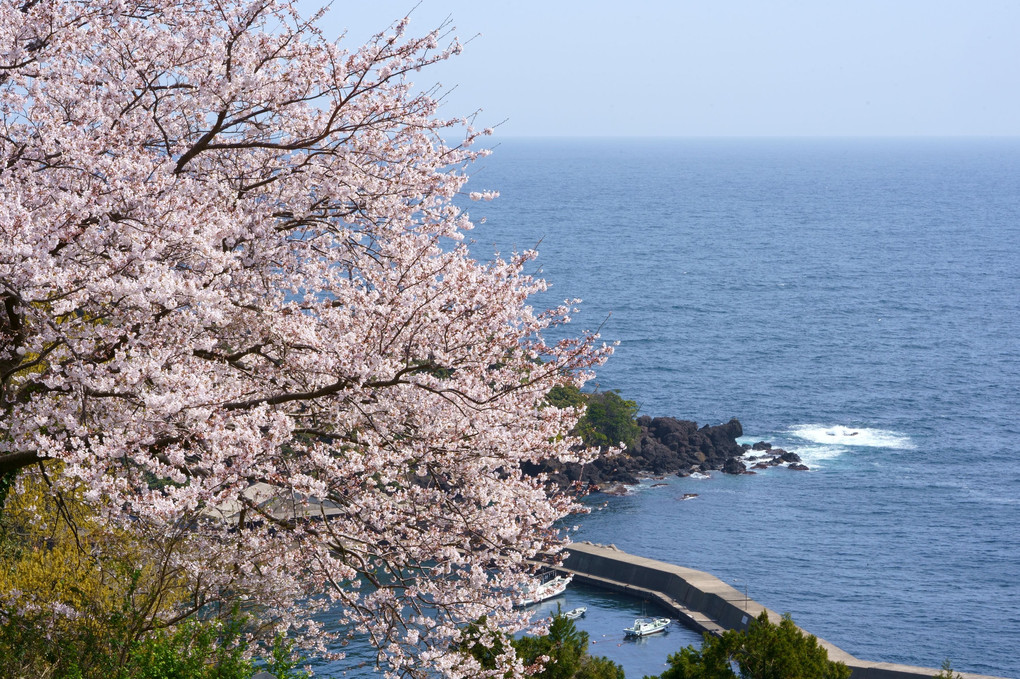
[301,1,1020,137]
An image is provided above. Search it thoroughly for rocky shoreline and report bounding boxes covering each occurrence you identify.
[525,417,805,492]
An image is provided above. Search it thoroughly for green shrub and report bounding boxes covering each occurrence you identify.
[547,385,641,450]
[576,391,641,449]
[459,612,622,679]
[546,384,589,410]
[118,615,254,679]
[649,611,850,679]
[514,614,624,679]
[933,659,963,679]
[0,469,311,679]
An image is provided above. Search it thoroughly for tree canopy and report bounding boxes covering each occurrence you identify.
[0,1,609,676]
[514,613,624,679]
[650,611,851,679]
[547,386,641,450]
[462,612,623,679]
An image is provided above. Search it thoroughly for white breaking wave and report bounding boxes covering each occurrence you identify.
[788,424,916,450]
[741,440,843,468]
[788,444,847,467]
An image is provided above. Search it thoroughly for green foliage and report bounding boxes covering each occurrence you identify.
[457,615,513,673]
[575,654,628,679]
[118,615,254,679]
[547,385,641,450]
[546,384,589,410]
[0,470,17,516]
[0,603,311,679]
[575,391,641,450]
[513,613,624,679]
[258,634,312,679]
[514,614,587,679]
[122,623,310,679]
[733,612,849,679]
[650,638,739,679]
[459,613,622,679]
[0,606,261,679]
[0,469,310,679]
[649,611,850,679]
[933,659,964,679]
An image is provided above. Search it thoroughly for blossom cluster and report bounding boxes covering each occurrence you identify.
[0,1,609,676]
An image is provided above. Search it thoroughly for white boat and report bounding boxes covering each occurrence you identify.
[517,574,572,606]
[623,617,671,637]
[563,606,587,620]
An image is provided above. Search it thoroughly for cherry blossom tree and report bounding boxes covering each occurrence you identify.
[0,1,609,676]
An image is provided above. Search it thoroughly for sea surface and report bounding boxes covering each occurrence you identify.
[317,138,1020,678]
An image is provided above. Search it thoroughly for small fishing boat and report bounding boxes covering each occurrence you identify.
[623,617,670,637]
[516,574,572,606]
[563,607,587,620]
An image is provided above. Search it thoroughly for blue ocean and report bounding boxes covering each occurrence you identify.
[464,138,1020,678]
[314,138,1020,678]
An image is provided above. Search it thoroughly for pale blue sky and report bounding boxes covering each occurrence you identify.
[299,1,1020,137]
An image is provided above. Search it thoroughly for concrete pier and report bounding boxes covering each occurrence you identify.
[552,542,1008,679]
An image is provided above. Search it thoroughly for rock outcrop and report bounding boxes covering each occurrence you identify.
[523,416,808,490]
[523,416,811,490]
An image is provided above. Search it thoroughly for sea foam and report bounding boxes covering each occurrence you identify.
[788,424,916,450]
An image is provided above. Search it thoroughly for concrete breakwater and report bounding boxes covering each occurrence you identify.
[551,542,1008,679]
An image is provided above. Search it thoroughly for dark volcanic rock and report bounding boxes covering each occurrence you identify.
[788,463,809,471]
[526,417,751,489]
[779,450,802,463]
[723,457,747,474]
[523,416,804,489]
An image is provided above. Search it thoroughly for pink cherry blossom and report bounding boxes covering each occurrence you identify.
[0,1,609,676]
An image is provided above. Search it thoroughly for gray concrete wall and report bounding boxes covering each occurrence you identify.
[554,542,1007,679]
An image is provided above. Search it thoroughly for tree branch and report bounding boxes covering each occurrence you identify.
[0,450,40,476]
